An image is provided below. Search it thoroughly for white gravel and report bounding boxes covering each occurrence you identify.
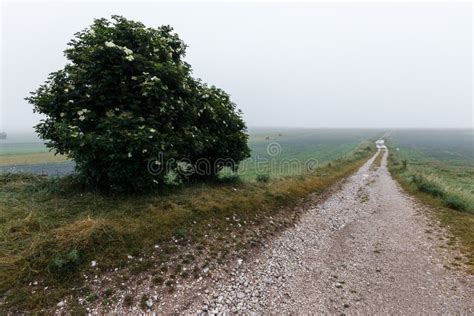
[177,149,474,314]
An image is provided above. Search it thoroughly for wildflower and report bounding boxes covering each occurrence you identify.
[149,128,156,133]
[150,76,159,81]
[139,125,145,130]
[131,76,137,81]
[125,55,134,61]
[77,110,84,115]
[115,107,120,111]
[64,88,69,93]
[105,41,116,48]
[142,149,148,153]
[122,47,133,55]
[85,94,91,98]
[128,152,132,158]
[79,115,86,121]
[68,100,74,104]
[60,112,65,117]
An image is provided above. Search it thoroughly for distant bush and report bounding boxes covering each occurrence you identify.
[27,16,250,192]
[443,195,468,212]
[256,174,270,183]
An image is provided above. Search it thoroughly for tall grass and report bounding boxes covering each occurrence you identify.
[388,150,474,273]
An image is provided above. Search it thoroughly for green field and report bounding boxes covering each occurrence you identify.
[1,129,379,179]
[388,129,474,271]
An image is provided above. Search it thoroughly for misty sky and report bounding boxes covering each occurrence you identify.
[1,2,472,133]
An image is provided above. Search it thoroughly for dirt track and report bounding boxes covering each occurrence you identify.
[178,150,473,314]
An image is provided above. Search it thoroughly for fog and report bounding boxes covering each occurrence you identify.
[1,2,472,133]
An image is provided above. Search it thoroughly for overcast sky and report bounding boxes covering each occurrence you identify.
[1,1,472,133]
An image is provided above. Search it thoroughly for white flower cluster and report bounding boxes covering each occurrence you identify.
[104,41,134,61]
[68,125,83,138]
[77,108,90,121]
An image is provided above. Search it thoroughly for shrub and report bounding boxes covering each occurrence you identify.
[256,174,270,183]
[50,249,81,275]
[217,173,241,184]
[443,195,468,212]
[27,16,250,192]
[410,175,444,197]
[402,159,408,170]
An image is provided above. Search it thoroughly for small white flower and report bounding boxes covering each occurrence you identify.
[122,47,133,55]
[142,149,148,153]
[85,94,90,98]
[148,135,153,139]
[64,88,69,93]
[125,55,134,61]
[60,112,65,117]
[131,76,138,81]
[150,76,159,81]
[68,100,74,104]
[105,41,116,48]
[77,110,83,115]
[149,128,156,133]
[79,115,86,121]
[128,152,132,158]
[139,125,145,130]
[115,107,120,111]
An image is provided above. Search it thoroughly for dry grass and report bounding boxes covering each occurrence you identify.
[0,142,374,312]
[370,149,384,170]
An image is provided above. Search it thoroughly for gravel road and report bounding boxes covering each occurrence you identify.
[179,149,473,314]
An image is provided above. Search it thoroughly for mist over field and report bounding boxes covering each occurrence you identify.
[1,1,472,133]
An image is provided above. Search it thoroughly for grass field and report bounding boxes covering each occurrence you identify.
[388,129,474,272]
[1,129,379,177]
[0,134,68,166]
[0,129,377,312]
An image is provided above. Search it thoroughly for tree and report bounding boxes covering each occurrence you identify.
[27,16,250,192]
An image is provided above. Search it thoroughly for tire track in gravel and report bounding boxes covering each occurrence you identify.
[183,149,474,314]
